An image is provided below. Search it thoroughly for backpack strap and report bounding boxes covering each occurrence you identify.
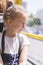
[1,30,6,53]
[17,34,21,56]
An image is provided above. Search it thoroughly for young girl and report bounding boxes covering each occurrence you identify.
[0,4,30,65]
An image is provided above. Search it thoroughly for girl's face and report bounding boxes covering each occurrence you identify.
[6,16,26,33]
[13,19,25,33]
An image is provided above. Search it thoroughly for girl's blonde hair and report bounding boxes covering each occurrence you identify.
[3,4,28,23]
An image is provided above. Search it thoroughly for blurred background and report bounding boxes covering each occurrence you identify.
[22,0,43,35]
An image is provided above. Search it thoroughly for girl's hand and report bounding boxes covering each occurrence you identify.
[19,45,29,65]
[0,55,4,65]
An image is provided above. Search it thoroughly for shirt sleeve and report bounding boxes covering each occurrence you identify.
[19,33,30,50]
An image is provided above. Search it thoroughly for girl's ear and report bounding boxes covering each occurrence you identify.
[7,19,12,25]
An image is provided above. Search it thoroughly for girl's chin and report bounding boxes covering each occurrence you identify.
[18,30,22,33]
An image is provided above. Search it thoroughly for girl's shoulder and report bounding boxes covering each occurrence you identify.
[18,33,27,37]
[18,33,28,40]
[18,33,30,45]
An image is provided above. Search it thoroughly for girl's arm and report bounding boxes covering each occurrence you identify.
[19,45,29,65]
[0,55,4,65]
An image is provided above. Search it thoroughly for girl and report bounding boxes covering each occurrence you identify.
[0,4,30,65]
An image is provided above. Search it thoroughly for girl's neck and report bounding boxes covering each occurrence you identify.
[5,29,16,38]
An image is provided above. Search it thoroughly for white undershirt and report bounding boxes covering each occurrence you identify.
[0,33,30,54]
